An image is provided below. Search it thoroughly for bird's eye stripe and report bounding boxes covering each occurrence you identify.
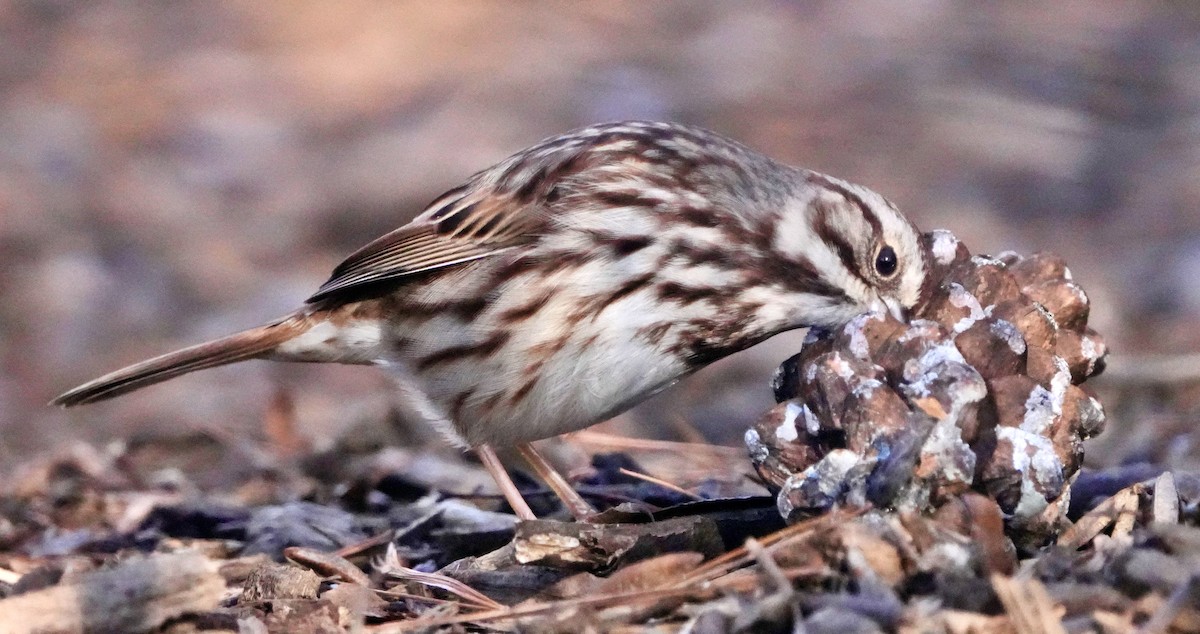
[810,201,871,289]
[806,173,883,240]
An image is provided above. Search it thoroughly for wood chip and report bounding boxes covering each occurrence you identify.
[1111,486,1140,542]
[991,574,1066,634]
[592,551,704,595]
[1059,484,1143,550]
[512,516,723,571]
[1153,471,1180,526]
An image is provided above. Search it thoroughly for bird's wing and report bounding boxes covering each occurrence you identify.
[306,121,711,302]
[307,136,595,302]
[307,189,543,301]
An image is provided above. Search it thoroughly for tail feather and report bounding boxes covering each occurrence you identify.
[52,315,309,407]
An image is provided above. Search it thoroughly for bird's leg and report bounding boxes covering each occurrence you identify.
[517,442,596,521]
[476,443,536,521]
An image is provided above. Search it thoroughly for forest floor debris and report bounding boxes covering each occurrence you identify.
[0,430,1198,632]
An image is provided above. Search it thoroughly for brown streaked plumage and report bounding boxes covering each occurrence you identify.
[52,121,927,520]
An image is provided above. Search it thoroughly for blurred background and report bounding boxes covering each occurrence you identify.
[4,1,1200,481]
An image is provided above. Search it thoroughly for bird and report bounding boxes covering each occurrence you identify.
[52,120,927,521]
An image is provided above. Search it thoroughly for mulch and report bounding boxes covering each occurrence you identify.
[0,426,1196,633]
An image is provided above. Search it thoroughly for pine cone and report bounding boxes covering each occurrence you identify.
[746,230,1107,547]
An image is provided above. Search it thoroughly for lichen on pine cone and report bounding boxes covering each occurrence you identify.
[746,230,1107,546]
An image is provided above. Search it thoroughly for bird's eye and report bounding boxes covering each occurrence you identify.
[875,245,898,278]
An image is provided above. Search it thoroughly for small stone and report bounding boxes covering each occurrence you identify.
[804,606,885,634]
[1109,548,1190,595]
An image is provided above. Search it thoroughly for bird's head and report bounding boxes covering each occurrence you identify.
[770,171,926,328]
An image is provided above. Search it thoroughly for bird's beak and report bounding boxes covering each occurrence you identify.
[884,297,908,322]
[871,296,908,322]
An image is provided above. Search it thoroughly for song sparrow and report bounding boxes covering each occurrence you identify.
[53,121,927,520]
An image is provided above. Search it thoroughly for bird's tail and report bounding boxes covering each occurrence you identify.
[52,314,312,407]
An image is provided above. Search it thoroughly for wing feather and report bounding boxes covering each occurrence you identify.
[305,121,682,303]
[307,184,547,302]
